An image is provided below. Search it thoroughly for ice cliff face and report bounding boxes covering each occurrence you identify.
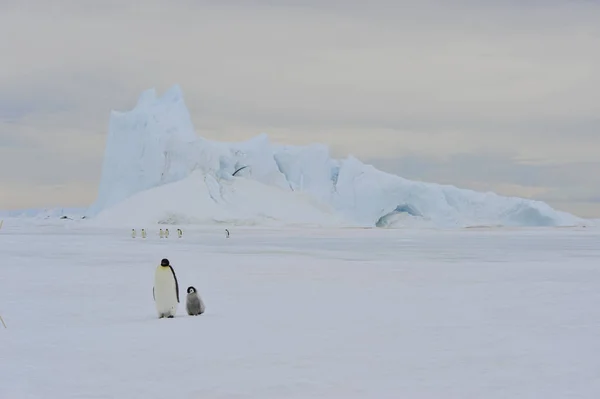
[87,85,584,228]
[90,86,198,214]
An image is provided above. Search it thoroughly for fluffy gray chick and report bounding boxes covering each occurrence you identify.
[186,286,206,316]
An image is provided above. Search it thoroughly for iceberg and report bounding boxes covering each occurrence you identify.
[87,85,585,228]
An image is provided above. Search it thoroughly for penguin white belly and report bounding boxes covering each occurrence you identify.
[154,266,178,317]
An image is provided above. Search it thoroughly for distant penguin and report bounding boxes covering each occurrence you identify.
[186,286,205,316]
[225,229,230,238]
[153,258,180,318]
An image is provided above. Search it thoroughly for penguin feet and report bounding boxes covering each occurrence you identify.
[167,315,174,318]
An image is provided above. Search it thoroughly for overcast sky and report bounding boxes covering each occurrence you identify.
[1,0,599,217]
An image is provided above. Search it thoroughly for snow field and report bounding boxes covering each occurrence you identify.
[1,222,600,398]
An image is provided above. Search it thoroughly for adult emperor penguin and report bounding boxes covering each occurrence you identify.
[153,258,180,318]
[186,286,206,316]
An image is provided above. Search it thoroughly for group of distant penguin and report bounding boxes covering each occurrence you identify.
[132,228,183,238]
[153,258,205,319]
[132,228,228,239]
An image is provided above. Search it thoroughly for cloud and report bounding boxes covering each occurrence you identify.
[0,0,598,215]
[0,180,98,210]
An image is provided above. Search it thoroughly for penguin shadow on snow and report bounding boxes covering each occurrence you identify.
[152,257,206,320]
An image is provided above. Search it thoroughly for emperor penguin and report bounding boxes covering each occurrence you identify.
[186,286,205,316]
[153,258,180,318]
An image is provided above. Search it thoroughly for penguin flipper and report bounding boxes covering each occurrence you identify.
[168,265,180,303]
[153,286,155,301]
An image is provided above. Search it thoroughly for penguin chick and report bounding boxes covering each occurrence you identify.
[186,286,205,316]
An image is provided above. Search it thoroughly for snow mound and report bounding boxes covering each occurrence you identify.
[87,85,587,228]
[91,170,347,228]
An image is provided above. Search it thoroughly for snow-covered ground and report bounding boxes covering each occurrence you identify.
[1,220,600,398]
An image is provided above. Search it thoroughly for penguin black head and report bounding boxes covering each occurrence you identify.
[187,286,196,294]
[160,258,170,267]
